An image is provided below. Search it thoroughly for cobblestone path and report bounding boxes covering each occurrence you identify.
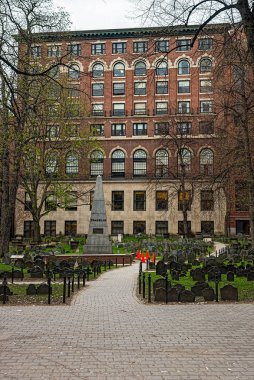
[0,262,254,380]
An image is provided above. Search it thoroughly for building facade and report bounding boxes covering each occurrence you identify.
[15,24,235,238]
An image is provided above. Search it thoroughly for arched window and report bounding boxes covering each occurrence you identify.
[200,148,214,175]
[178,148,191,173]
[133,149,147,176]
[200,58,212,73]
[113,62,125,77]
[90,150,104,177]
[156,60,168,76]
[178,59,190,75]
[134,61,147,76]
[66,153,79,175]
[92,63,104,78]
[45,154,58,177]
[68,64,80,80]
[111,150,125,177]
[155,149,169,177]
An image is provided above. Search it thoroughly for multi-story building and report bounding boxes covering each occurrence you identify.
[15,24,236,238]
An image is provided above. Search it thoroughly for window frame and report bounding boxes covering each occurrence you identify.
[112,191,124,211]
[133,191,146,211]
[112,42,126,54]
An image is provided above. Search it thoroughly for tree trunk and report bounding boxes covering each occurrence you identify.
[33,218,42,244]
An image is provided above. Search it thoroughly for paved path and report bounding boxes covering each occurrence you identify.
[0,263,254,380]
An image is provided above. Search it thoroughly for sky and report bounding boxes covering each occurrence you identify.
[53,0,141,30]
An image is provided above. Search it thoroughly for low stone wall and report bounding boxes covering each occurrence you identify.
[45,253,134,265]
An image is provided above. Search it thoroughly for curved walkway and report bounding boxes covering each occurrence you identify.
[0,263,254,379]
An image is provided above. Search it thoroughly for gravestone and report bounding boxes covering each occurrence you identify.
[202,288,215,301]
[179,290,195,303]
[13,270,24,279]
[191,268,206,282]
[37,283,51,295]
[84,176,112,254]
[26,284,37,295]
[30,266,44,278]
[220,285,238,301]
[154,287,167,302]
[191,282,209,296]
[156,261,167,276]
[167,288,180,302]
[247,272,254,281]
[153,279,166,295]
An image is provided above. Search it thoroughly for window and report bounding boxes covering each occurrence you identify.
[156,102,168,115]
[156,221,168,235]
[156,191,168,210]
[48,66,59,79]
[45,155,58,177]
[46,125,59,139]
[199,121,214,134]
[48,45,61,57]
[178,59,190,75]
[68,85,80,98]
[92,63,104,78]
[92,83,104,96]
[67,44,81,56]
[68,64,80,80]
[201,221,214,235]
[134,82,146,95]
[44,221,56,237]
[111,221,124,235]
[30,46,41,58]
[133,149,147,176]
[91,43,105,55]
[113,103,125,116]
[45,192,57,211]
[178,191,191,211]
[200,101,213,113]
[92,103,104,116]
[155,40,169,52]
[178,80,190,93]
[90,124,104,136]
[68,125,79,137]
[133,41,148,53]
[133,221,146,234]
[198,38,213,50]
[177,122,192,135]
[24,193,32,211]
[178,148,191,173]
[90,150,104,177]
[155,149,169,177]
[176,39,191,51]
[134,191,146,211]
[201,190,214,211]
[65,191,77,211]
[111,149,125,177]
[113,82,125,95]
[134,103,146,115]
[154,122,169,135]
[156,81,168,94]
[200,80,212,93]
[112,42,126,54]
[156,61,168,76]
[112,191,124,210]
[66,153,79,175]
[65,221,77,236]
[113,62,125,77]
[178,221,191,235]
[200,58,212,73]
[134,61,147,76]
[65,102,80,118]
[133,123,147,135]
[235,181,249,211]
[24,221,33,239]
[178,101,190,114]
[111,124,125,136]
[200,149,214,175]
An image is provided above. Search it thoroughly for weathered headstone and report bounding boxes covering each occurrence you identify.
[37,283,51,295]
[179,290,195,303]
[156,261,167,276]
[202,287,215,301]
[26,284,37,295]
[220,285,238,301]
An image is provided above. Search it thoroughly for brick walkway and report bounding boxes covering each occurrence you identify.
[0,263,254,380]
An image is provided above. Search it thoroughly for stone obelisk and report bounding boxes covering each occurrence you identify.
[84,175,112,254]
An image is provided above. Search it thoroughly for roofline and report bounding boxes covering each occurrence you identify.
[16,23,230,43]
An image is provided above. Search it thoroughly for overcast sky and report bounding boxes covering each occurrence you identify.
[53,0,141,30]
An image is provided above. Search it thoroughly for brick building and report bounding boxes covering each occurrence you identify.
[15,24,237,238]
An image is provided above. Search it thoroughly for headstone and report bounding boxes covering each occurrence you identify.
[154,287,166,302]
[13,270,24,279]
[167,288,180,302]
[179,290,195,302]
[227,272,234,281]
[220,285,238,301]
[191,282,209,296]
[156,261,167,276]
[30,266,44,278]
[26,284,37,295]
[37,283,51,295]
[247,272,254,281]
[84,176,112,254]
[202,288,215,301]
[192,268,206,282]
